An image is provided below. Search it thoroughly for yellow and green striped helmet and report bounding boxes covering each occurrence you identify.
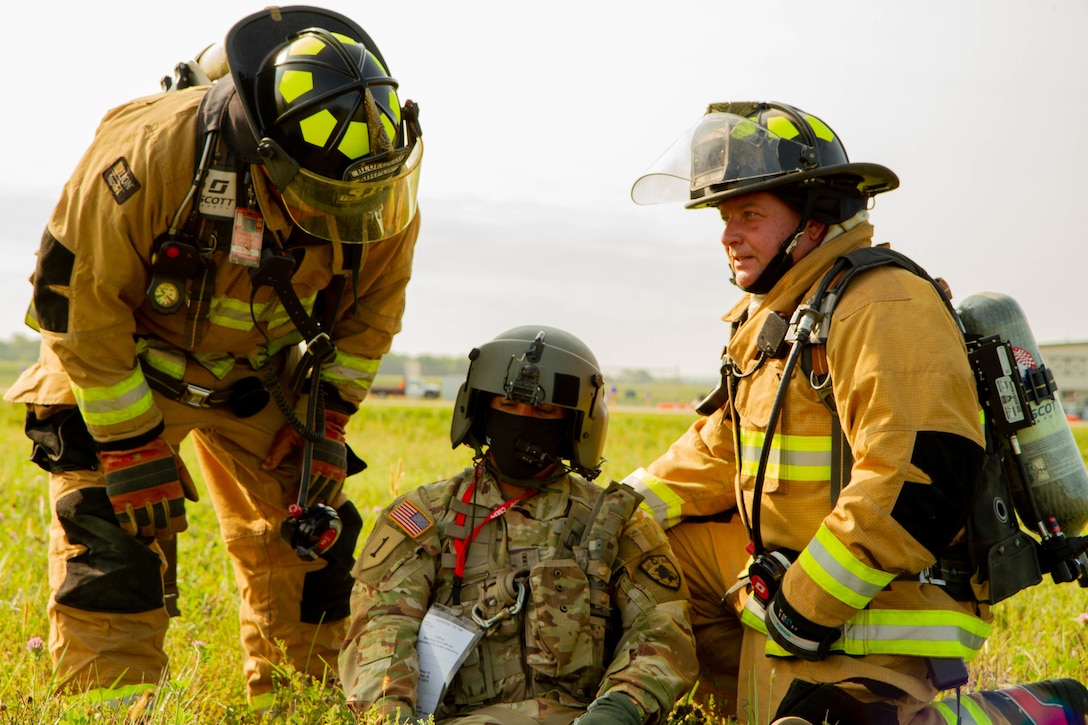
[632,101,898,221]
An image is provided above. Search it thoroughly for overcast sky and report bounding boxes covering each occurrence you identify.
[2,1,1086,378]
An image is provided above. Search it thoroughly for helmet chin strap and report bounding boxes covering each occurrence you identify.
[732,187,818,295]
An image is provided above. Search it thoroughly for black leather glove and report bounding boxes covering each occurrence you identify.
[765,588,841,662]
[574,692,643,725]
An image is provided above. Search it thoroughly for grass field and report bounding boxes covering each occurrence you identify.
[1,399,1086,724]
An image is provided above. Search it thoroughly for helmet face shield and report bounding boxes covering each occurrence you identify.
[632,112,811,205]
[631,101,899,209]
[267,139,422,243]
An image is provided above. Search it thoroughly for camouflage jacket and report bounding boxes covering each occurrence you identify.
[340,465,697,723]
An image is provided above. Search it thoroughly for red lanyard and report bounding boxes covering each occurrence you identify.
[451,468,537,604]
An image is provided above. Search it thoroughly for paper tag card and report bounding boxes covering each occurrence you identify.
[415,604,484,718]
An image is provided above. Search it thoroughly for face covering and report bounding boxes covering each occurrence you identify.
[484,408,568,482]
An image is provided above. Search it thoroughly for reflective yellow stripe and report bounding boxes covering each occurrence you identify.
[209,297,264,331]
[207,292,317,332]
[24,301,40,332]
[245,334,304,370]
[622,468,685,528]
[799,524,895,610]
[138,345,186,379]
[739,429,831,481]
[933,695,992,724]
[931,702,959,724]
[961,696,992,724]
[71,369,154,427]
[840,608,991,659]
[322,352,380,392]
[743,596,991,660]
[192,351,235,379]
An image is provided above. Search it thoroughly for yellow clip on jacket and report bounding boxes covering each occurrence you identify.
[625,222,992,662]
[9,86,419,444]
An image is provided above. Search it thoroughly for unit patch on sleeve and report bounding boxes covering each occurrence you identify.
[102,158,142,205]
[388,499,434,538]
[639,554,682,591]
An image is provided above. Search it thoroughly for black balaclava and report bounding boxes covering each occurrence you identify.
[483,407,568,484]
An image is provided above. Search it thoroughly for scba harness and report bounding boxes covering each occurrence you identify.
[703,245,1087,608]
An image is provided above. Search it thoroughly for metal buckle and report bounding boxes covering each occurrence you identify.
[919,567,947,587]
[181,383,214,408]
[471,580,528,630]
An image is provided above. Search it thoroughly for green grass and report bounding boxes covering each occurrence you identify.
[1,401,1086,723]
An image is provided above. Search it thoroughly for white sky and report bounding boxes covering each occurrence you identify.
[2,0,1086,378]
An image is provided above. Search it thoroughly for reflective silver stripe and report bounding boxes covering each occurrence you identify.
[621,468,685,528]
[739,429,831,481]
[71,369,154,427]
[742,596,991,659]
[799,524,895,610]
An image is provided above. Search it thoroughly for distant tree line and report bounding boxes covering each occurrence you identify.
[0,335,684,383]
[0,334,41,363]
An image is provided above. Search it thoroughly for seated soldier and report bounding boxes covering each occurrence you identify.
[339,325,697,725]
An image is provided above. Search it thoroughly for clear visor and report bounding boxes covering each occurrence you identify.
[631,112,808,205]
[279,140,423,243]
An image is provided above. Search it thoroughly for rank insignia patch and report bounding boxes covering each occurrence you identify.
[102,157,141,204]
[388,499,434,538]
[639,555,682,591]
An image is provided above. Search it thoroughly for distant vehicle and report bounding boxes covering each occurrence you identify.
[370,377,440,399]
[405,378,441,399]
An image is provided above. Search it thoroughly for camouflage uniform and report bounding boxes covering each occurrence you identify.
[340,465,697,724]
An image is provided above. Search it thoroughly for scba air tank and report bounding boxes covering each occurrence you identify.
[957,292,1088,536]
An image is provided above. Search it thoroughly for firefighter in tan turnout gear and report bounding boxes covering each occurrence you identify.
[624,101,1088,723]
[3,5,422,711]
[339,326,697,725]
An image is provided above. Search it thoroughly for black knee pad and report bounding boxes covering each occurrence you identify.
[54,487,165,613]
[300,500,362,624]
[25,406,99,473]
[776,679,899,725]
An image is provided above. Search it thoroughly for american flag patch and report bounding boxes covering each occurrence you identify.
[388,500,433,537]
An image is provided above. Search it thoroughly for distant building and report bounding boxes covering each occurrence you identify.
[1039,341,1088,419]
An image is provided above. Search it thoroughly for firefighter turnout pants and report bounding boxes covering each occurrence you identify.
[45,362,359,702]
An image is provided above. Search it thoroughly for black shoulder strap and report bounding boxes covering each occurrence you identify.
[804,246,962,505]
[196,79,261,164]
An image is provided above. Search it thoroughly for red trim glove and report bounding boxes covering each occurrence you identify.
[100,437,196,540]
[263,409,349,506]
[765,588,841,661]
[574,692,643,725]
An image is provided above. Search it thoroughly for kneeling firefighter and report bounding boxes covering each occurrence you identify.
[623,101,1088,724]
[4,5,422,710]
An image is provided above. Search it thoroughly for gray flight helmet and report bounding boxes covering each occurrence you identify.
[450,325,608,479]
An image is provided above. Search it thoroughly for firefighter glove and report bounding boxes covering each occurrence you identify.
[574,692,643,725]
[765,589,841,662]
[101,436,196,540]
[264,409,350,506]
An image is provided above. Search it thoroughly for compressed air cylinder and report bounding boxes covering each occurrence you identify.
[957,292,1088,536]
